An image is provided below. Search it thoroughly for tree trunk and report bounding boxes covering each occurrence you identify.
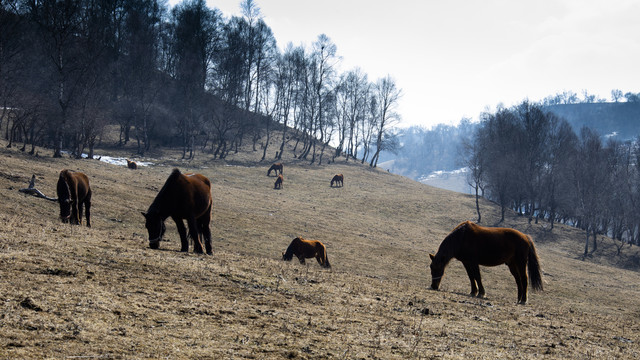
[583,227,590,258]
[475,184,481,223]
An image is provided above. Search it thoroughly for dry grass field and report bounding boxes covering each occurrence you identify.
[1,138,640,359]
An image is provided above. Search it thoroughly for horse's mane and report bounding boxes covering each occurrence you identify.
[148,169,182,214]
[283,240,297,258]
[57,171,72,203]
[451,221,472,234]
[437,221,471,259]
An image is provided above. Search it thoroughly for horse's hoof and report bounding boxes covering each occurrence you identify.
[206,251,213,256]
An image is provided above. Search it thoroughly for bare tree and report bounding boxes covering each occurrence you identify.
[461,133,485,223]
[541,115,577,230]
[611,89,623,103]
[29,0,84,157]
[273,44,305,160]
[514,101,551,223]
[172,0,220,159]
[0,1,26,133]
[369,75,401,168]
[572,127,609,257]
[307,34,339,164]
[337,68,369,162]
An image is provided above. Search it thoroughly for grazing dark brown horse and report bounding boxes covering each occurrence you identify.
[331,174,344,187]
[126,159,137,169]
[142,169,213,254]
[282,237,331,268]
[57,170,92,227]
[267,163,283,176]
[274,174,283,189]
[429,221,543,304]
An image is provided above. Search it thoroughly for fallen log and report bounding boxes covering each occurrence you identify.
[19,174,57,202]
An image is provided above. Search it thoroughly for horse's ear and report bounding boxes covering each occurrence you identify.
[429,253,435,261]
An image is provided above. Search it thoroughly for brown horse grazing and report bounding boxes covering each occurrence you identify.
[330,174,344,187]
[126,159,137,169]
[142,169,213,254]
[267,163,283,176]
[282,237,331,268]
[274,174,283,189]
[429,221,543,304]
[57,170,92,227]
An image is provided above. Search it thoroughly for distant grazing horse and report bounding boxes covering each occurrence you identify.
[267,163,283,176]
[331,174,344,187]
[126,159,137,169]
[429,221,543,304]
[282,237,331,268]
[274,174,283,189]
[142,169,213,254]
[57,169,92,227]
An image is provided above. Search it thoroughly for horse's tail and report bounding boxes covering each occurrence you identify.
[316,241,331,269]
[527,238,543,291]
[321,243,331,268]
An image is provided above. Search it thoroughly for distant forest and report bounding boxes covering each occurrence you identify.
[0,0,400,166]
[382,91,640,179]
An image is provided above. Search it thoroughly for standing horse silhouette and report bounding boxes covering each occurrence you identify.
[126,159,137,169]
[57,170,92,227]
[142,169,213,254]
[429,221,543,304]
[282,237,331,268]
[331,174,344,187]
[274,174,283,189]
[267,163,283,176]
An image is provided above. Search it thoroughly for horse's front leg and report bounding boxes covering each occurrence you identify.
[297,255,305,265]
[463,262,482,297]
[172,216,189,252]
[71,199,80,225]
[186,216,204,254]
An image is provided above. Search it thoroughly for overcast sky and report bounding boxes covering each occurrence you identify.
[179,0,640,128]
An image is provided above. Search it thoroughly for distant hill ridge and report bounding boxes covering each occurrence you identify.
[545,101,640,140]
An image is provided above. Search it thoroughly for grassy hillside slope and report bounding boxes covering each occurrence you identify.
[1,141,639,359]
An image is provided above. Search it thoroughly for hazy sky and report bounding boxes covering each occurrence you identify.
[177,0,640,128]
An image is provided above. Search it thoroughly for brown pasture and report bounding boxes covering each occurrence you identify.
[0,139,639,359]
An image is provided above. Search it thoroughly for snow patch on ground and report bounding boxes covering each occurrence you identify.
[418,168,472,194]
[97,155,153,167]
[62,151,154,167]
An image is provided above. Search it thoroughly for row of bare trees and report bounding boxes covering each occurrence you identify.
[463,101,640,256]
[0,0,400,165]
[541,89,640,106]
